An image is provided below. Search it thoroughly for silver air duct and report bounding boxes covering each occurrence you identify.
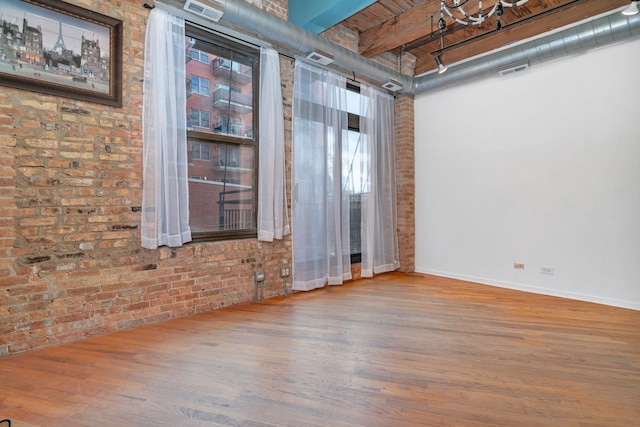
[164,0,412,90]
[413,11,640,93]
[220,0,411,87]
[163,0,640,95]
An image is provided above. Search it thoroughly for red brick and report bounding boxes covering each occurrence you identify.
[0,0,414,358]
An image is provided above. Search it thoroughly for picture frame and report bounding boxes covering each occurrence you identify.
[0,0,123,107]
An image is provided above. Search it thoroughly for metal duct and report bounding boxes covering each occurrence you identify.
[165,0,639,95]
[413,11,640,93]
[182,0,413,89]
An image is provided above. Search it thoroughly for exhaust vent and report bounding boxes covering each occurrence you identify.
[306,50,334,66]
[498,59,530,76]
[184,0,224,22]
[381,78,403,92]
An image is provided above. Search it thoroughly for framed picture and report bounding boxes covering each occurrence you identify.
[0,0,123,107]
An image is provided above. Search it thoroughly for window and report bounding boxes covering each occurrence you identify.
[190,75,210,96]
[345,83,367,263]
[189,109,210,129]
[190,141,210,161]
[190,47,209,63]
[218,146,241,167]
[185,25,258,241]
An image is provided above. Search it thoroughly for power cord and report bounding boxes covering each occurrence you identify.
[1,419,12,427]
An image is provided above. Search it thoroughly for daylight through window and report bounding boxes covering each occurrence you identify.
[185,26,259,241]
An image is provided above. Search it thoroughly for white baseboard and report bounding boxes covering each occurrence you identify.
[415,268,640,311]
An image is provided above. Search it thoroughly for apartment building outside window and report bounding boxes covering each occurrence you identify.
[185,26,259,241]
[189,141,210,161]
[190,75,210,96]
[190,48,209,63]
[189,109,211,129]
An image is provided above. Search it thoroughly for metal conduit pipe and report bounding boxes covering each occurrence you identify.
[210,0,413,89]
[165,0,638,95]
[412,12,640,94]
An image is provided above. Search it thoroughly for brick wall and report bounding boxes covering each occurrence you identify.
[395,93,415,272]
[0,0,414,357]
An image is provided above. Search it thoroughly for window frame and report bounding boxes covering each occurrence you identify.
[190,75,210,96]
[186,24,260,243]
[190,141,210,161]
[189,108,211,130]
[190,47,209,64]
[346,82,362,264]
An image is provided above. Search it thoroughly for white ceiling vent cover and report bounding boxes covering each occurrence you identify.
[498,60,530,76]
[381,78,403,92]
[306,50,334,66]
[184,0,224,22]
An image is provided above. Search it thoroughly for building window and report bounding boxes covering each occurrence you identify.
[186,25,258,241]
[190,47,209,63]
[345,83,366,263]
[218,146,241,167]
[190,75,210,96]
[189,109,211,129]
[190,141,210,161]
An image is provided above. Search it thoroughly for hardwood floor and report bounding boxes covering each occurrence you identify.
[1,272,639,426]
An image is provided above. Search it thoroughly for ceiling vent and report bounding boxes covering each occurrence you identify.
[381,78,403,92]
[498,59,530,76]
[306,50,334,66]
[184,0,224,22]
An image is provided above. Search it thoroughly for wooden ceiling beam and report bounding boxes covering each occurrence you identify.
[412,0,628,75]
[357,0,556,58]
[358,0,441,58]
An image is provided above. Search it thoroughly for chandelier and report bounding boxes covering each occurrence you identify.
[432,0,529,74]
[439,0,530,30]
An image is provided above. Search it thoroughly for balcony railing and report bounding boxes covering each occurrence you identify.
[211,58,252,85]
[212,88,252,114]
[218,188,254,230]
[214,120,243,136]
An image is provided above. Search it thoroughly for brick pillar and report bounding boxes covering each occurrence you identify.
[395,93,415,272]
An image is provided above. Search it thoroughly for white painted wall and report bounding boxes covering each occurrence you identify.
[414,37,640,310]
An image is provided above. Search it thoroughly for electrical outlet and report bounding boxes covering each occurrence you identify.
[540,266,555,275]
[279,266,290,278]
[254,271,265,282]
[513,263,525,270]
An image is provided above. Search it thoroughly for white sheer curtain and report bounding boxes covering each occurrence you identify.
[292,61,351,290]
[258,47,290,242]
[360,85,400,276]
[141,8,191,249]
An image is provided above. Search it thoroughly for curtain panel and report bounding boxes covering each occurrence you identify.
[291,62,400,290]
[292,61,352,291]
[360,85,400,277]
[258,47,290,242]
[141,8,192,249]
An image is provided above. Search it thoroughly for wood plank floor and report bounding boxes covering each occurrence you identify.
[1,272,639,426]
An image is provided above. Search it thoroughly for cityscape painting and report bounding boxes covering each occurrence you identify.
[0,0,122,106]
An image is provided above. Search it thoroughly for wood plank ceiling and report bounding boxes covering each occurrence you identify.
[337,0,631,75]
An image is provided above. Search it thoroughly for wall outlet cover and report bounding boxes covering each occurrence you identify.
[540,266,555,275]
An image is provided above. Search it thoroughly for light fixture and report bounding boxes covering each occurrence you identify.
[435,55,448,74]
[434,14,448,75]
[622,0,639,16]
[440,0,529,27]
